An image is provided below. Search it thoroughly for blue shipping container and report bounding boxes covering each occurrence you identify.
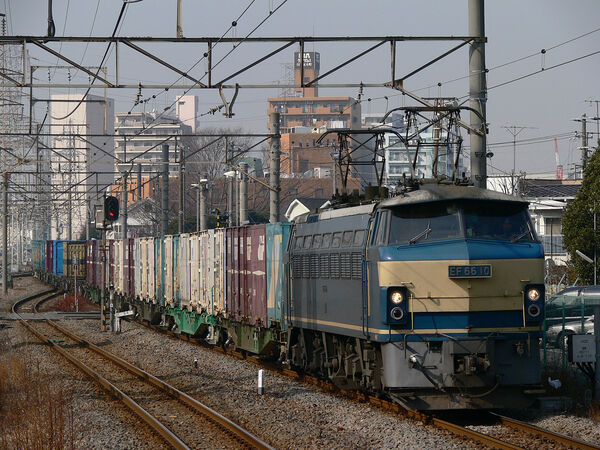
[266,222,292,329]
[53,241,64,276]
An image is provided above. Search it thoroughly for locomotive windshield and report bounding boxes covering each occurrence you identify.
[385,200,535,245]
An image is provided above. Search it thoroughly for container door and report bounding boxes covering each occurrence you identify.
[248,225,267,326]
[190,233,199,311]
[214,229,225,314]
[148,238,155,303]
[164,236,174,306]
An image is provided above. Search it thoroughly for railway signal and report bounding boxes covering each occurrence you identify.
[104,196,119,223]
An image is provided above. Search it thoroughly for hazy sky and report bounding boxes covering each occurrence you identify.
[4,0,600,177]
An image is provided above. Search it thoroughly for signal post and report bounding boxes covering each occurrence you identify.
[97,195,119,331]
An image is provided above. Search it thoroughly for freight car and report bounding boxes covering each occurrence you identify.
[35,182,545,410]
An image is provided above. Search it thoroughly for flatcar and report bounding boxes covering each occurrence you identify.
[32,181,545,410]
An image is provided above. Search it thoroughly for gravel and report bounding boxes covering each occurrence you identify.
[63,318,477,449]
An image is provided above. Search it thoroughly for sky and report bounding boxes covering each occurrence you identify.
[3,0,600,177]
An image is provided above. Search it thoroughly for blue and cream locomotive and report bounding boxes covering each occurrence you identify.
[286,182,544,409]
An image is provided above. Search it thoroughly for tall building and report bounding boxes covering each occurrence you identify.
[267,52,361,133]
[176,95,199,133]
[50,94,114,240]
[114,111,191,177]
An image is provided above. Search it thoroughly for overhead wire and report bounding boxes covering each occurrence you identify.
[50,1,129,121]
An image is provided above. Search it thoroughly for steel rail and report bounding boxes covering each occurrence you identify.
[491,412,600,450]
[16,319,190,450]
[144,322,600,450]
[45,320,272,450]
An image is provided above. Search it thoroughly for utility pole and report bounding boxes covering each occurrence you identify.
[239,162,248,224]
[582,114,588,171]
[199,182,207,231]
[178,140,185,233]
[468,0,487,189]
[574,114,589,177]
[269,112,281,223]
[502,125,536,195]
[101,212,107,331]
[226,138,234,227]
[1,13,8,294]
[137,163,142,201]
[161,143,169,235]
[176,0,183,38]
[121,172,128,239]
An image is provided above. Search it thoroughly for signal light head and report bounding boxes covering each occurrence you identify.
[104,196,119,222]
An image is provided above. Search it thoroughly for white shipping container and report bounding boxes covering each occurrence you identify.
[178,234,190,308]
[190,233,200,311]
[134,238,142,299]
[164,236,175,306]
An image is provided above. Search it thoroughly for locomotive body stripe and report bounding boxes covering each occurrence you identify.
[409,296,524,312]
[378,239,544,261]
[288,315,540,336]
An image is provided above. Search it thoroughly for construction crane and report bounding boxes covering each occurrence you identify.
[554,138,563,180]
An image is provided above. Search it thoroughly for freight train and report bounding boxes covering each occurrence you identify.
[32,182,546,410]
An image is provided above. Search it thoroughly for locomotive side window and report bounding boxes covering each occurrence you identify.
[322,233,332,248]
[342,231,354,247]
[331,232,342,248]
[375,210,390,246]
[312,234,322,248]
[295,236,304,250]
[304,235,313,249]
[388,202,460,245]
[354,230,365,246]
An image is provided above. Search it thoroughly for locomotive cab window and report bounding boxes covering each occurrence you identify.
[322,233,332,248]
[388,202,460,245]
[463,200,535,242]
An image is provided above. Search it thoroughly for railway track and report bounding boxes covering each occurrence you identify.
[13,292,272,450]
[140,320,600,450]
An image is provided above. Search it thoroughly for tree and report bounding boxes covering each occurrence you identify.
[562,142,600,284]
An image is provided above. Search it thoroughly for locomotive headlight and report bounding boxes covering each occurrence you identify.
[527,288,540,301]
[390,290,404,305]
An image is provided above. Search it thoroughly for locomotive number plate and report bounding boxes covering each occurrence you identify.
[448,264,492,278]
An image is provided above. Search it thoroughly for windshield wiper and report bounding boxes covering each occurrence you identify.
[511,230,530,243]
[409,221,431,245]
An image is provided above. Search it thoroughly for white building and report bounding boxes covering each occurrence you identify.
[114,111,191,177]
[384,129,465,184]
[176,95,199,133]
[50,94,114,240]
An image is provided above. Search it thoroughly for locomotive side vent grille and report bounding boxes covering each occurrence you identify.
[310,254,320,278]
[330,253,340,278]
[302,254,310,278]
[320,254,329,278]
[340,253,352,279]
[351,253,362,280]
[292,255,302,278]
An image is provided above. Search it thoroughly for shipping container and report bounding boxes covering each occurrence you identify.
[134,238,142,299]
[45,240,53,273]
[227,225,267,326]
[214,229,226,315]
[164,235,177,307]
[177,234,191,308]
[53,241,64,275]
[266,222,292,328]
[114,240,123,293]
[155,237,164,304]
[63,241,86,279]
[189,233,200,311]
[139,237,155,302]
[126,238,135,298]
[31,240,44,271]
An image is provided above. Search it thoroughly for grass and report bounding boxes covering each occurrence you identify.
[0,351,76,449]
[542,362,599,421]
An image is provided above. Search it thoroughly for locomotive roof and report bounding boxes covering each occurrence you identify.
[379,183,527,208]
